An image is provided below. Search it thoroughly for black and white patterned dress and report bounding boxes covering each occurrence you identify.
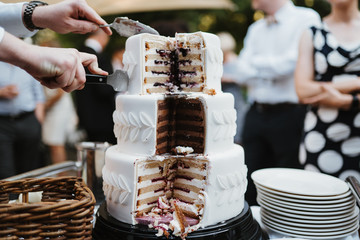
[300,23,360,181]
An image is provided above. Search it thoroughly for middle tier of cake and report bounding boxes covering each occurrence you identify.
[112,93,237,156]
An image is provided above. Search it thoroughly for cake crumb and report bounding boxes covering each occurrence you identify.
[204,88,216,95]
[174,146,194,155]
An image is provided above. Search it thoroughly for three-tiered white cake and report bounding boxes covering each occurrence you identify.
[102,32,247,238]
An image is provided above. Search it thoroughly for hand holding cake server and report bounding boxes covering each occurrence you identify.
[0,0,157,92]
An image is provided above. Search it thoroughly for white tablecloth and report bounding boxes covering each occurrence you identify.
[251,206,360,240]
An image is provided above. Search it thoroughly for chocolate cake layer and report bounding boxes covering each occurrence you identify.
[155,97,205,154]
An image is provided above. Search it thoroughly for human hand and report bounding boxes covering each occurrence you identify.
[0,85,19,99]
[0,32,108,92]
[301,84,352,109]
[32,0,112,35]
[22,45,108,92]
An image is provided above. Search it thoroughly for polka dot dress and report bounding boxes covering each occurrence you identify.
[301,23,360,182]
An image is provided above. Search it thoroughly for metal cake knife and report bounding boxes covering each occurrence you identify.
[85,70,129,92]
[86,18,158,91]
[100,17,159,37]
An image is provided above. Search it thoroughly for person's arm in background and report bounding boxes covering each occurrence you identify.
[0,84,18,99]
[295,29,355,109]
[224,25,260,85]
[32,80,45,124]
[45,89,64,111]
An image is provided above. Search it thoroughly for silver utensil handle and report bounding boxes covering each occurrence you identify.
[346,176,360,207]
[99,23,112,28]
[3,161,80,181]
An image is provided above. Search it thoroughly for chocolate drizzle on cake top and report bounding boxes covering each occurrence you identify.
[169,49,182,91]
[146,41,200,93]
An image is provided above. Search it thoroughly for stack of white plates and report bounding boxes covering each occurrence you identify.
[251,168,359,239]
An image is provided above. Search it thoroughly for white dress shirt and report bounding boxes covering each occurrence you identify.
[0,2,36,42]
[85,38,104,54]
[232,1,320,104]
[0,61,44,115]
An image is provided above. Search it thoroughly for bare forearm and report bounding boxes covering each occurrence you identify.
[297,78,360,103]
[45,90,64,110]
[35,103,45,124]
[0,32,31,69]
[296,79,323,102]
[330,78,360,93]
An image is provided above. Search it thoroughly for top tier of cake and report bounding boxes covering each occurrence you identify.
[122,32,223,95]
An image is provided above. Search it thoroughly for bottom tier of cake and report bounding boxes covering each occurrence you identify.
[93,202,269,240]
[102,144,247,238]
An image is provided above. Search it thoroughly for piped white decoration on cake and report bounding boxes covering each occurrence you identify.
[113,111,155,143]
[102,167,131,204]
[212,109,237,141]
[215,167,247,207]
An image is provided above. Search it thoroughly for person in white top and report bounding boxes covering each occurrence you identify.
[0,0,112,92]
[231,0,321,205]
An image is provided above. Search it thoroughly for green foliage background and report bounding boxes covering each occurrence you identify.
[55,0,334,56]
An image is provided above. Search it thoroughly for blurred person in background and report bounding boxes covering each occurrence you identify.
[0,0,112,92]
[0,38,45,179]
[37,30,79,164]
[295,0,360,181]
[151,19,189,37]
[217,31,248,144]
[75,29,117,144]
[233,0,320,205]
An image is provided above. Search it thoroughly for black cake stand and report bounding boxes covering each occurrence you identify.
[93,201,269,240]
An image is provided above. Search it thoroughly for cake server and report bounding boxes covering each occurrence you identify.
[85,70,129,92]
[100,17,159,37]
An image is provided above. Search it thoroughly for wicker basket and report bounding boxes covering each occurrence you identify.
[0,177,95,240]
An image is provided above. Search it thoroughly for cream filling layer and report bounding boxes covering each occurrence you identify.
[137,190,165,200]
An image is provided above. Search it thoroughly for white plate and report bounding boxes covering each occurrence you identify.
[261,205,356,221]
[261,207,360,225]
[261,215,358,234]
[255,182,352,200]
[259,200,356,220]
[257,188,355,206]
[258,198,355,216]
[261,211,359,230]
[258,194,355,212]
[262,218,359,239]
[252,168,349,197]
[258,191,355,211]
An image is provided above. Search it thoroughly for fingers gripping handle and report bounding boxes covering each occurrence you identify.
[85,74,108,85]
